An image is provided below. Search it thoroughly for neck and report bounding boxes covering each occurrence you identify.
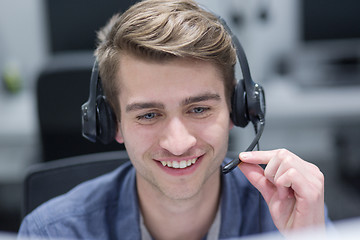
[136,170,221,240]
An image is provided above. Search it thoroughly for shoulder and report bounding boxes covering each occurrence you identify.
[37,161,135,221]
[19,161,140,239]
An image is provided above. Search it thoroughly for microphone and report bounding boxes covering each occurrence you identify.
[222,118,265,174]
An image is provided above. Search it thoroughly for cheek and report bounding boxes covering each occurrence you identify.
[121,123,158,155]
[201,125,229,149]
[198,113,231,148]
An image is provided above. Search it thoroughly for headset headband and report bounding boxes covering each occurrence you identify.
[81,61,99,143]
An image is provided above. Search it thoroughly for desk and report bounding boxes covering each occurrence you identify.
[265,79,360,126]
[0,90,40,231]
[0,90,39,183]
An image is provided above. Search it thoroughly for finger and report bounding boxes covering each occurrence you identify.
[239,149,283,165]
[272,152,323,191]
[301,162,324,190]
[251,149,304,185]
[272,153,300,184]
[262,156,295,200]
[238,162,276,203]
[264,150,315,199]
[275,168,325,229]
[243,149,286,184]
[276,167,323,204]
[276,183,294,200]
[263,155,282,184]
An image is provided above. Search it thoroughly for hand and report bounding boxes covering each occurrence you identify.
[238,149,325,233]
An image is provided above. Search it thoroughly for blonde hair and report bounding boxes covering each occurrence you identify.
[95,0,237,121]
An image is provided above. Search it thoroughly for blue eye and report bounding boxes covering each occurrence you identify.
[136,112,162,125]
[141,113,156,120]
[188,106,211,119]
[193,107,210,114]
[193,107,205,114]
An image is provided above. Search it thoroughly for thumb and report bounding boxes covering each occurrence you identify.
[238,162,275,203]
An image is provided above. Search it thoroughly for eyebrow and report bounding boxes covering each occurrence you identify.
[125,93,221,113]
[181,93,221,106]
[126,102,165,112]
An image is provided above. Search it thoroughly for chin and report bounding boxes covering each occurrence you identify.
[161,185,203,201]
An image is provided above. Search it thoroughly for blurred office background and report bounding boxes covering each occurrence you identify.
[0,0,359,233]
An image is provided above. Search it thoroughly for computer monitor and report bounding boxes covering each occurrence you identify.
[44,0,137,53]
[301,0,360,42]
[295,0,360,86]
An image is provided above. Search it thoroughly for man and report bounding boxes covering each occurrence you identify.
[18,0,330,239]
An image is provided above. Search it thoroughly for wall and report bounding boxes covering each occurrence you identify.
[0,0,48,91]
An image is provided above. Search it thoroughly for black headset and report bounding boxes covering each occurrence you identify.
[81,12,266,174]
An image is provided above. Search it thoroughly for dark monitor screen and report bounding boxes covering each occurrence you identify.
[302,0,360,42]
[45,0,137,53]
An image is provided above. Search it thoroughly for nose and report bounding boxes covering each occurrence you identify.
[159,117,196,156]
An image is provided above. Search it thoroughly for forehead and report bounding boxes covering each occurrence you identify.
[116,54,226,103]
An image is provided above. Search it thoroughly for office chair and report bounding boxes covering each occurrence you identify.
[22,150,129,218]
[36,52,124,161]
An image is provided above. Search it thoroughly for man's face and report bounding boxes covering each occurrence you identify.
[115,54,233,201]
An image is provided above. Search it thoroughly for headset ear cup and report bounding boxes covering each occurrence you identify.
[231,79,250,128]
[95,96,117,144]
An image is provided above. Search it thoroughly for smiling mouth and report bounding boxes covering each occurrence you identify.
[160,157,198,169]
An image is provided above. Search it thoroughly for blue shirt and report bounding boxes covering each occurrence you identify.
[18,160,284,239]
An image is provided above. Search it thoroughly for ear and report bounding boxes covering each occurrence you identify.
[115,125,124,144]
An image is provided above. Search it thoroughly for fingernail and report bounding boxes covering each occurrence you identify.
[240,152,251,160]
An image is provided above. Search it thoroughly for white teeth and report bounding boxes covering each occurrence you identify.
[179,161,187,169]
[160,158,198,169]
[172,161,179,168]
